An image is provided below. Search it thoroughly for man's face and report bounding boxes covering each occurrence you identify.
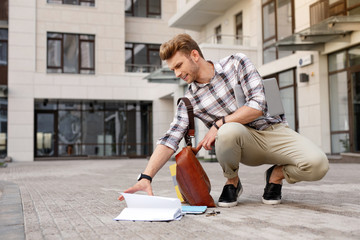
[167,51,199,84]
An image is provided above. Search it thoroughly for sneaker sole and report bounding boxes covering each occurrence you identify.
[218,188,243,208]
[262,168,281,205]
[261,197,281,205]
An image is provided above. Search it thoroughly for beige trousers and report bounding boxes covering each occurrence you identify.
[215,122,329,184]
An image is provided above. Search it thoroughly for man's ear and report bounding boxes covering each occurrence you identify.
[190,50,200,62]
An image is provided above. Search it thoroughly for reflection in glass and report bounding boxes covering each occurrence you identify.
[149,0,161,15]
[263,2,276,40]
[81,41,94,69]
[328,51,346,72]
[58,111,81,156]
[277,0,292,40]
[47,40,62,68]
[332,133,350,153]
[82,111,104,156]
[278,70,293,88]
[64,34,79,73]
[134,44,147,66]
[264,46,276,64]
[349,45,360,67]
[134,0,147,17]
[329,72,349,132]
[280,87,295,130]
[36,113,55,156]
[105,111,127,156]
[35,100,153,157]
[0,41,7,66]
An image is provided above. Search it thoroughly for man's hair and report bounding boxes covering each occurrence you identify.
[159,33,204,60]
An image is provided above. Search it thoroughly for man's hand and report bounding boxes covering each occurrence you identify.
[196,126,218,151]
[118,179,153,201]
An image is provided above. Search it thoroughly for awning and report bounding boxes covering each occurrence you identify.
[168,0,239,31]
[276,16,360,51]
[143,68,179,84]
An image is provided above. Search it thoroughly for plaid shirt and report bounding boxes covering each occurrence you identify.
[157,53,286,151]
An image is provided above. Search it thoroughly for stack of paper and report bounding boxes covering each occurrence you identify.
[114,193,183,222]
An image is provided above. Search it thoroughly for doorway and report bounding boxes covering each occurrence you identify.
[328,45,360,153]
[35,111,57,157]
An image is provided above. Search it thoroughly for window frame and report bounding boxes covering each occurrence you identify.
[262,0,295,64]
[46,32,95,74]
[125,42,161,73]
[328,45,360,153]
[125,0,162,19]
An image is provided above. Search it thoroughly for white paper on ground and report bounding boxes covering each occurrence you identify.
[114,193,183,222]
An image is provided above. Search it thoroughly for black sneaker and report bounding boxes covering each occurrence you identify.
[262,165,282,205]
[218,180,243,208]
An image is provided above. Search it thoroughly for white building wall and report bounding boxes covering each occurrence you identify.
[8,0,36,161]
[6,0,196,161]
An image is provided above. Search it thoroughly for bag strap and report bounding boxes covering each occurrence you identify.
[177,97,195,146]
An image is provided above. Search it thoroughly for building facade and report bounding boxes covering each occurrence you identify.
[1,0,198,161]
[1,0,359,161]
[168,0,360,160]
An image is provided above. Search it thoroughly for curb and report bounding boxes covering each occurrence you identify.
[0,181,25,240]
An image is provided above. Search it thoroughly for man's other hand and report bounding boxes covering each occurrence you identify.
[118,179,153,201]
[197,126,217,151]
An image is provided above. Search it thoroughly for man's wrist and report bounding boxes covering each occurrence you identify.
[212,121,220,129]
[137,173,152,183]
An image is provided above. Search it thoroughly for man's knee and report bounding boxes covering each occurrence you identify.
[298,152,329,181]
[216,122,247,146]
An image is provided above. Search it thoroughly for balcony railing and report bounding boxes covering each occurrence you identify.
[125,64,162,73]
[310,0,329,26]
[199,34,252,47]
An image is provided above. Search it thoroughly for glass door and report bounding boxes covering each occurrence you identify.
[35,111,57,157]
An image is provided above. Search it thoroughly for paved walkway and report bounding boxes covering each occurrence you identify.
[0,159,359,240]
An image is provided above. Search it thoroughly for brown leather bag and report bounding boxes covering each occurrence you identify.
[175,98,216,207]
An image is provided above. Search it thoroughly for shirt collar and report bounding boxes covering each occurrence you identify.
[188,60,224,93]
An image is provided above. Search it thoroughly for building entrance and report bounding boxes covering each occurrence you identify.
[34,99,153,159]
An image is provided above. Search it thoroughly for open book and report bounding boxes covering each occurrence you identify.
[114,193,183,222]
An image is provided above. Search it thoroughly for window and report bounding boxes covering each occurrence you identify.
[125,43,161,73]
[47,33,95,74]
[0,29,7,85]
[235,12,243,45]
[35,100,153,158]
[0,98,7,158]
[328,46,360,154]
[47,0,95,6]
[0,29,7,66]
[215,25,222,44]
[126,0,161,18]
[264,69,298,132]
[262,0,294,64]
